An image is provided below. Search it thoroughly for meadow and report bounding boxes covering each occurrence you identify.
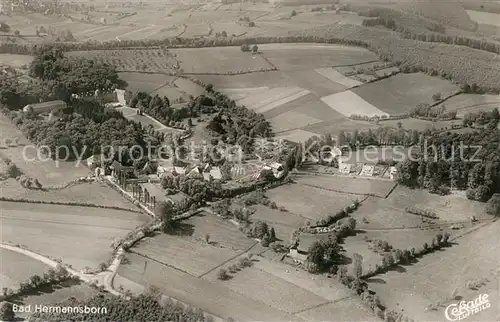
[248,204,307,242]
[0,248,51,290]
[0,201,150,270]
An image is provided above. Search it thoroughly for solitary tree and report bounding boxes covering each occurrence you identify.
[0,302,14,321]
[251,44,259,53]
[353,253,363,279]
[217,269,230,280]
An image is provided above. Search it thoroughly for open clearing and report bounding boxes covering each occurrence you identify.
[0,114,90,185]
[352,73,460,115]
[368,220,500,322]
[315,68,363,88]
[131,213,256,277]
[466,10,500,27]
[0,179,138,211]
[321,90,389,117]
[0,248,51,290]
[117,252,299,321]
[0,201,150,270]
[266,183,360,220]
[295,174,396,198]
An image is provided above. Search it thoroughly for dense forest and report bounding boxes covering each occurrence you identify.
[396,129,500,201]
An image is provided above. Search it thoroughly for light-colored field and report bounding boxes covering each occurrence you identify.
[0,54,33,68]
[466,10,500,26]
[295,175,396,198]
[0,179,138,211]
[0,201,150,270]
[234,86,310,113]
[131,214,256,277]
[321,90,390,118]
[13,282,99,320]
[172,47,275,74]
[352,73,460,115]
[249,204,307,241]
[315,68,363,88]
[117,252,300,321]
[275,129,319,143]
[369,220,500,322]
[0,248,51,290]
[269,110,323,133]
[0,114,90,186]
[266,183,360,220]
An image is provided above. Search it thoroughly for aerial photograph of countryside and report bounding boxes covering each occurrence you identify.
[0,0,498,321]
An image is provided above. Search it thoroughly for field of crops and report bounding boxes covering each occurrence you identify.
[0,201,150,270]
[0,248,51,290]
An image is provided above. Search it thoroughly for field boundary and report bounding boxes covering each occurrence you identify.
[197,241,259,278]
[0,196,142,213]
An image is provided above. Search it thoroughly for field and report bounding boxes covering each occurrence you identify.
[438,93,500,117]
[13,282,99,320]
[0,248,51,290]
[0,54,33,69]
[265,183,360,220]
[314,67,363,88]
[0,114,90,186]
[248,204,307,241]
[321,90,389,117]
[0,179,138,211]
[172,47,275,74]
[295,174,396,198]
[0,201,151,270]
[368,220,500,322]
[466,10,500,27]
[130,213,256,277]
[351,73,460,115]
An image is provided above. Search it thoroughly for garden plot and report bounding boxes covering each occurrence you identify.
[368,220,500,322]
[259,43,378,71]
[172,47,275,74]
[0,201,150,270]
[131,214,256,277]
[321,90,389,118]
[266,183,359,220]
[315,68,363,88]
[0,248,51,290]
[249,205,307,241]
[296,175,396,198]
[352,73,460,115]
[269,110,323,133]
[117,252,299,321]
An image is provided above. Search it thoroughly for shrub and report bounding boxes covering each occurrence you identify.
[217,269,230,280]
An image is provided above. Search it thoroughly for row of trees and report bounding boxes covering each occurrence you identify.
[410,103,457,120]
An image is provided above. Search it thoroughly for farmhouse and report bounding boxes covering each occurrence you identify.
[23,100,67,114]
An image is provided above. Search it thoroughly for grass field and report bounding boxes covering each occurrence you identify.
[351,73,460,115]
[295,175,396,198]
[172,47,275,74]
[466,10,500,27]
[368,220,500,322]
[131,213,256,277]
[266,183,360,220]
[117,252,299,321]
[0,114,90,186]
[0,179,138,211]
[0,248,51,290]
[0,201,150,270]
[315,68,363,88]
[269,110,323,133]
